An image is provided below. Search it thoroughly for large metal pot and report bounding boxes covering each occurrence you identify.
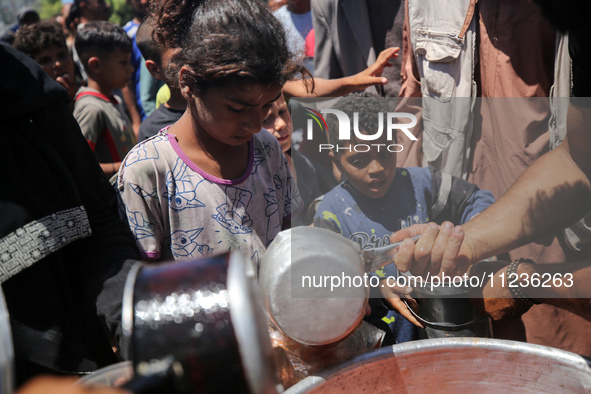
[285,338,591,393]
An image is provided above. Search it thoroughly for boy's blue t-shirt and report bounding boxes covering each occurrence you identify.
[313,166,495,344]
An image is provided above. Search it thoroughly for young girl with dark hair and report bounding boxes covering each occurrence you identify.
[117,0,305,271]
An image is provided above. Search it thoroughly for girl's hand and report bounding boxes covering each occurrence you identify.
[379,279,424,328]
[391,221,475,278]
[349,47,400,91]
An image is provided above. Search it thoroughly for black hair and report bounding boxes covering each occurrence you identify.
[14,21,67,59]
[326,92,393,157]
[150,0,309,94]
[75,21,132,68]
[65,0,82,29]
[17,8,40,25]
[136,19,161,65]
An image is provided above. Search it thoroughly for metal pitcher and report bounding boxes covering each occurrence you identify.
[400,271,491,338]
[122,251,280,394]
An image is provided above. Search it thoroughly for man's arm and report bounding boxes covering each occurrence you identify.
[393,102,591,275]
[463,104,591,262]
[472,260,591,322]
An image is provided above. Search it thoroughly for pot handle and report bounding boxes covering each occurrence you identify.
[362,235,421,272]
[401,299,477,332]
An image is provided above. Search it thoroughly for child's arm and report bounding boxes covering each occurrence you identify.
[99,161,123,178]
[283,47,399,99]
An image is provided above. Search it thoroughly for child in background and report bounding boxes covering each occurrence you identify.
[262,47,402,224]
[314,92,495,344]
[13,21,79,106]
[263,93,320,225]
[135,18,186,141]
[73,21,136,178]
[117,0,305,271]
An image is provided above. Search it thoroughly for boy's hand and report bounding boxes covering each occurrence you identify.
[391,221,475,277]
[348,47,399,91]
[56,73,78,102]
[379,279,424,328]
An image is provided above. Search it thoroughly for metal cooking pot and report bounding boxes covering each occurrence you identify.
[400,271,491,338]
[121,251,279,394]
[285,338,591,393]
[259,227,417,347]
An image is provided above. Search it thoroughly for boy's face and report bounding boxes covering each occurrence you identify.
[262,94,292,153]
[337,137,397,199]
[100,48,133,91]
[35,45,75,82]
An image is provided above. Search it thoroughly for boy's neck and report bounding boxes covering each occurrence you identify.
[86,79,113,99]
[165,88,187,111]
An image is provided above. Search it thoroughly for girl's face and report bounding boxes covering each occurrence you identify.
[262,94,292,152]
[189,81,282,147]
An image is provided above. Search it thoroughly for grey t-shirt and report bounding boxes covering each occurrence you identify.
[74,87,136,163]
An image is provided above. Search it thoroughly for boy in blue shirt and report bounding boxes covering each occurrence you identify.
[313,92,495,344]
